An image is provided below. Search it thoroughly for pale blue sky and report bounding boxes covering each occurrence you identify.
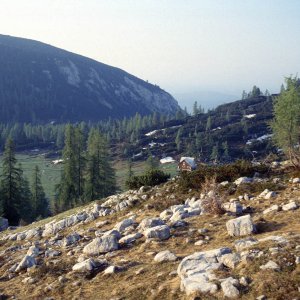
[1,0,300,104]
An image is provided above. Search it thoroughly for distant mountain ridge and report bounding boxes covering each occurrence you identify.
[0,34,180,123]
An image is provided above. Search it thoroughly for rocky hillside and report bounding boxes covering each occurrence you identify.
[0,163,299,299]
[131,95,275,162]
[0,35,180,123]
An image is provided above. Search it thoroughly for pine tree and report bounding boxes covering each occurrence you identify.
[31,166,48,219]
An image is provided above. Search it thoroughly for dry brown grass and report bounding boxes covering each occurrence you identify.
[0,176,300,299]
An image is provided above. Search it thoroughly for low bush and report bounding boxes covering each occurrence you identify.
[126,169,170,189]
[178,160,269,191]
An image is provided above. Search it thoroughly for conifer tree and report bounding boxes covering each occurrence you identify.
[84,129,116,201]
[31,166,48,219]
[57,124,78,211]
[270,76,300,168]
[0,138,32,225]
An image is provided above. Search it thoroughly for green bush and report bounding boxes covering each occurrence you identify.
[178,160,269,191]
[126,169,170,189]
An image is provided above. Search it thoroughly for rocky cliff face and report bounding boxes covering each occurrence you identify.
[0,163,299,299]
[0,35,180,123]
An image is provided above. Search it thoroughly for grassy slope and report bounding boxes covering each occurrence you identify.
[0,154,178,199]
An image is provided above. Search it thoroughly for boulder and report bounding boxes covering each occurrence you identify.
[221,277,240,298]
[223,201,243,215]
[83,235,119,255]
[264,191,276,199]
[114,218,135,232]
[282,201,298,211]
[177,248,232,295]
[234,237,258,251]
[119,232,142,244]
[72,258,108,272]
[226,215,256,237]
[154,250,177,262]
[144,225,170,240]
[24,228,41,239]
[26,246,39,257]
[45,249,61,257]
[263,205,279,215]
[138,218,165,231]
[234,177,252,185]
[15,255,37,272]
[218,253,241,269]
[62,232,81,247]
[260,260,280,271]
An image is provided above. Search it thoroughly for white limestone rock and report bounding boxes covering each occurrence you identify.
[218,253,241,269]
[15,255,37,272]
[83,235,118,255]
[144,225,170,240]
[26,246,39,257]
[260,260,280,271]
[114,218,135,232]
[221,277,240,298]
[223,201,243,215]
[263,205,279,215]
[282,201,298,211]
[234,177,253,185]
[138,217,165,231]
[177,247,232,295]
[226,215,256,237]
[154,250,177,262]
[119,232,142,244]
[234,237,259,251]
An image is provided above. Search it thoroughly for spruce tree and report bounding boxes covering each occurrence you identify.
[0,138,31,225]
[31,166,48,219]
[57,124,77,211]
[84,129,116,202]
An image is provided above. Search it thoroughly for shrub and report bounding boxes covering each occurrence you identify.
[126,169,170,189]
[178,160,269,191]
[200,176,225,216]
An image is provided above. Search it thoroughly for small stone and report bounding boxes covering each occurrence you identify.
[239,276,249,286]
[221,277,240,298]
[260,260,280,271]
[154,250,177,262]
[295,256,300,264]
[256,296,267,300]
[219,253,241,269]
[263,205,279,215]
[282,201,298,211]
[194,240,205,246]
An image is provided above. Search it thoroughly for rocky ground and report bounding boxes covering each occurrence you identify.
[0,167,299,300]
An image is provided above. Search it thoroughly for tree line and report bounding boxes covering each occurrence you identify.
[0,125,116,225]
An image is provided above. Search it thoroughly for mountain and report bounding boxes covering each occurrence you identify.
[0,35,180,123]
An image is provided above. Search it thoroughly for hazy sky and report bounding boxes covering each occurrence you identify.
[1,0,300,100]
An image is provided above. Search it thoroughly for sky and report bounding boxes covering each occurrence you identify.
[1,0,300,108]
